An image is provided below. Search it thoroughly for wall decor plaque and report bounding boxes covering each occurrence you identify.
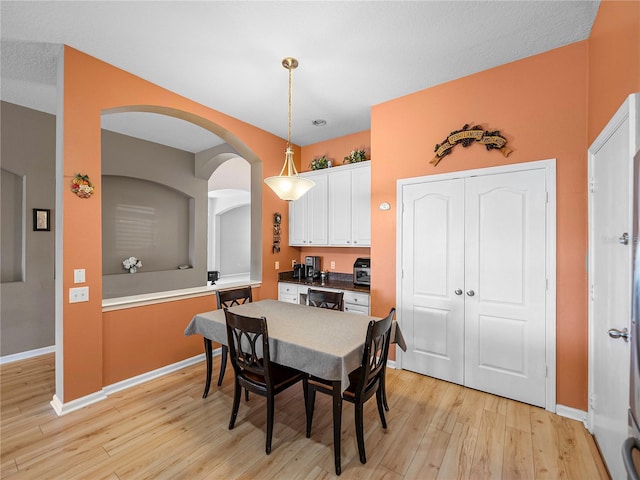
[431,124,512,166]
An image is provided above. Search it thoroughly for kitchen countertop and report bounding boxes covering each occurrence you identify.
[278,271,370,294]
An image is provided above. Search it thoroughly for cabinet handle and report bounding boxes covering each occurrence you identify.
[354,240,358,244]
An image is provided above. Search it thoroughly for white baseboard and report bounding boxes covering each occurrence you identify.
[102,352,207,396]
[0,345,55,365]
[386,359,397,369]
[51,348,219,416]
[50,390,108,416]
[556,404,588,425]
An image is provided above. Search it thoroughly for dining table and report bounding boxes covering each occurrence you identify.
[184,299,405,475]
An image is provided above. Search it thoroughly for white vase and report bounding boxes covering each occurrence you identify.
[129,267,137,273]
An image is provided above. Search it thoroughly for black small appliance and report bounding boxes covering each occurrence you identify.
[305,256,321,281]
[292,263,304,279]
[353,258,371,286]
[207,270,220,284]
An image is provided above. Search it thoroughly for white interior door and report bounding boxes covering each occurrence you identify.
[400,179,465,384]
[589,105,633,480]
[399,162,553,408]
[464,170,548,408]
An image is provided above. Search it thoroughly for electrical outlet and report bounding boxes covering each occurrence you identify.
[69,286,89,303]
[275,261,280,270]
[330,261,336,270]
[74,268,85,283]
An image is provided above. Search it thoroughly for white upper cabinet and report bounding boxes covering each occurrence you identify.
[290,162,370,247]
[329,162,371,246]
[289,171,328,246]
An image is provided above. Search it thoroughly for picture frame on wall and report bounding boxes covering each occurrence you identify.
[33,208,50,231]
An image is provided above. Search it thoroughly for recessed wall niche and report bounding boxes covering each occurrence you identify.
[102,175,192,275]
[1,168,25,283]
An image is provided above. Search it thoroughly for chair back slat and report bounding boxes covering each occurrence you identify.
[357,308,395,397]
[217,286,253,309]
[307,288,344,311]
[224,309,272,387]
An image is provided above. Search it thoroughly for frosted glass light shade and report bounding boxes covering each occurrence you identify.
[264,175,315,201]
[264,146,315,201]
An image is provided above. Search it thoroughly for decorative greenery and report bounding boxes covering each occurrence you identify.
[309,155,330,170]
[343,148,368,164]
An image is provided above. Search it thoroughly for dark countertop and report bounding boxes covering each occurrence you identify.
[278,271,370,294]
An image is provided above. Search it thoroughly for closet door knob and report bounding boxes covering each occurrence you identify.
[466,290,475,297]
[454,289,463,295]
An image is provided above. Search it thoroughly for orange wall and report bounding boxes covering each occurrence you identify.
[587,0,640,143]
[371,42,589,409]
[301,130,371,173]
[62,47,295,401]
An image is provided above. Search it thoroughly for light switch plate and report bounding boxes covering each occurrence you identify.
[74,268,85,283]
[69,286,89,303]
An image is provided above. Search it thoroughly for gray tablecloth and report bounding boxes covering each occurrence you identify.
[184,299,405,392]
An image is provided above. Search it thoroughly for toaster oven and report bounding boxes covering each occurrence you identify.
[353,258,371,286]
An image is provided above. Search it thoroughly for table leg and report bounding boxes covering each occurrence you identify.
[202,338,213,398]
[332,380,342,476]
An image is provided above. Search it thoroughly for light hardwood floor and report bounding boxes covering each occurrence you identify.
[1,353,609,479]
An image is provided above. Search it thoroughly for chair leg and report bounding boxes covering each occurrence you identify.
[229,378,241,430]
[266,395,275,454]
[355,403,366,464]
[381,367,389,411]
[376,387,387,429]
[202,338,213,399]
[305,384,316,438]
[331,381,343,476]
[245,388,249,402]
[217,345,228,386]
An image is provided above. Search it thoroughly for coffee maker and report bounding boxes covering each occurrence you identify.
[305,256,321,281]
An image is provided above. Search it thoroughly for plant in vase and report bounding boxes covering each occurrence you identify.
[309,155,330,170]
[122,256,142,273]
[343,148,368,164]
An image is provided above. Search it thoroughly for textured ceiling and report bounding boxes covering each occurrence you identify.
[0,1,599,152]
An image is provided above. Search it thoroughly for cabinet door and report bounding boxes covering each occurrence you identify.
[289,196,307,246]
[328,169,352,245]
[307,173,328,245]
[351,164,371,246]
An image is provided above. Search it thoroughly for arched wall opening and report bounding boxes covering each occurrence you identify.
[56,46,295,407]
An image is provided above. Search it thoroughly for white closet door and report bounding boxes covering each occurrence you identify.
[463,170,548,407]
[400,179,465,384]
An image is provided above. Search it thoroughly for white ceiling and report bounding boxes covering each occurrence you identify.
[0,1,600,152]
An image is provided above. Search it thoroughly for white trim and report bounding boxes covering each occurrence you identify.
[0,345,55,365]
[49,350,217,416]
[50,390,108,416]
[103,352,207,395]
[102,281,261,312]
[556,404,588,426]
[386,359,397,369]
[396,159,557,412]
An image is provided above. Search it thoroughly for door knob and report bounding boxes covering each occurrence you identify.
[466,290,475,297]
[454,289,463,295]
[619,233,630,245]
[608,328,630,342]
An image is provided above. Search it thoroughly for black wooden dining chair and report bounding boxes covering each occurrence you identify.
[202,286,252,399]
[224,308,309,454]
[305,308,395,466]
[307,288,344,311]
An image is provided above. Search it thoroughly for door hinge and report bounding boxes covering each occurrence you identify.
[590,284,595,301]
[589,392,596,409]
[545,365,548,377]
[545,191,549,204]
[545,278,549,290]
[589,177,596,193]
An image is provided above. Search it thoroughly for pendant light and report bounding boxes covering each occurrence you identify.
[264,57,315,201]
